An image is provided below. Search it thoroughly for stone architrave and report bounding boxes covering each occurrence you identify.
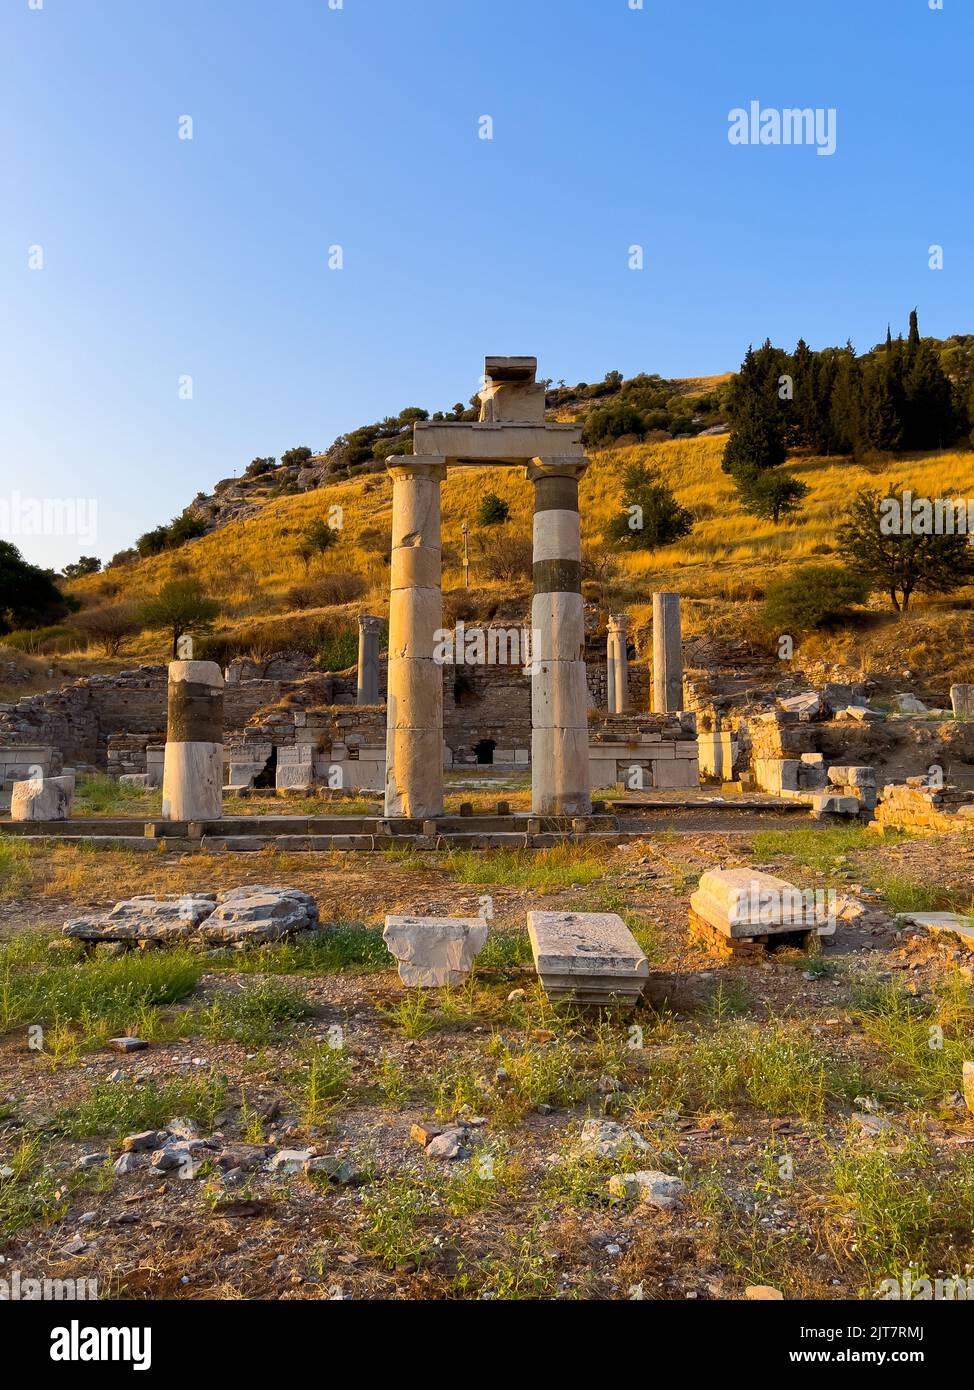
[384,458,446,818]
[161,660,224,821]
[652,592,683,713]
[527,910,648,1007]
[357,614,382,706]
[606,613,629,713]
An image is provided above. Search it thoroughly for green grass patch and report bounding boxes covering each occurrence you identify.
[410,843,610,890]
[0,944,202,1038]
[850,970,974,1104]
[0,839,32,897]
[53,1073,228,1138]
[829,1135,974,1287]
[74,773,162,818]
[630,1019,859,1120]
[750,824,877,872]
[867,872,959,915]
[222,923,391,976]
[196,979,311,1046]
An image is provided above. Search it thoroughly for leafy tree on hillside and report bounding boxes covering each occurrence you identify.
[302,518,339,561]
[281,446,314,471]
[0,541,74,634]
[62,555,102,580]
[735,468,809,524]
[838,486,974,612]
[244,457,276,479]
[477,492,510,526]
[76,601,142,656]
[138,578,220,657]
[582,401,647,447]
[604,463,694,551]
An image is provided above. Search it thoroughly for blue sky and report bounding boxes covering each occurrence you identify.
[3,0,970,569]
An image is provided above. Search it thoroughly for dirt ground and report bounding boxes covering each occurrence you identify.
[2,825,973,1302]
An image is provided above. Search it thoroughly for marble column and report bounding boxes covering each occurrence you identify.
[652,592,683,713]
[528,457,592,816]
[384,458,446,818]
[162,660,224,821]
[607,613,629,713]
[357,614,381,705]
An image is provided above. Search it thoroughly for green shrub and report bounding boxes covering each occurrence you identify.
[762,564,869,637]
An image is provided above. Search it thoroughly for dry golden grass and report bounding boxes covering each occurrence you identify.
[65,435,974,675]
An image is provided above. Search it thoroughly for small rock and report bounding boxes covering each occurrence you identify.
[410,1122,442,1149]
[61,1238,89,1256]
[425,1130,466,1161]
[608,1170,686,1210]
[745,1285,784,1300]
[74,1153,108,1171]
[108,1037,148,1054]
[122,1130,168,1153]
[305,1155,359,1183]
[578,1119,649,1160]
[112,1152,143,1176]
[267,1148,314,1175]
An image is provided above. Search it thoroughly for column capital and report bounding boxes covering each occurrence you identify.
[358,613,382,634]
[607,612,630,634]
[525,455,589,484]
[387,455,447,483]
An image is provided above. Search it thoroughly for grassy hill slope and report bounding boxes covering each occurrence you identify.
[66,434,974,686]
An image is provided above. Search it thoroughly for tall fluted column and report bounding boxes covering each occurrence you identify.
[162,660,224,821]
[652,591,683,713]
[384,458,446,818]
[607,613,629,713]
[356,614,381,705]
[528,457,591,816]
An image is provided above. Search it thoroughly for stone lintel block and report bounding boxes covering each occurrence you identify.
[10,774,74,822]
[527,910,649,993]
[413,421,583,464]
[827,765,877,787]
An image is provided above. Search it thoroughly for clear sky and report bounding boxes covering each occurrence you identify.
[3,0,971,570]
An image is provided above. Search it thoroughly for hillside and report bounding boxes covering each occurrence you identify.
[64,432,974,688]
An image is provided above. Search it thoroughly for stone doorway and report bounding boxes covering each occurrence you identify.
[474,738,497,766]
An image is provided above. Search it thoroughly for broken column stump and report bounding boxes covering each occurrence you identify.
[527,910,648,1009]
[383,915,488,987]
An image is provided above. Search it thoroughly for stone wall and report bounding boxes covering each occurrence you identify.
[873,780,974,833]
[588,711,699,790]
[0,665,338,770]
[0,646,661,779]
